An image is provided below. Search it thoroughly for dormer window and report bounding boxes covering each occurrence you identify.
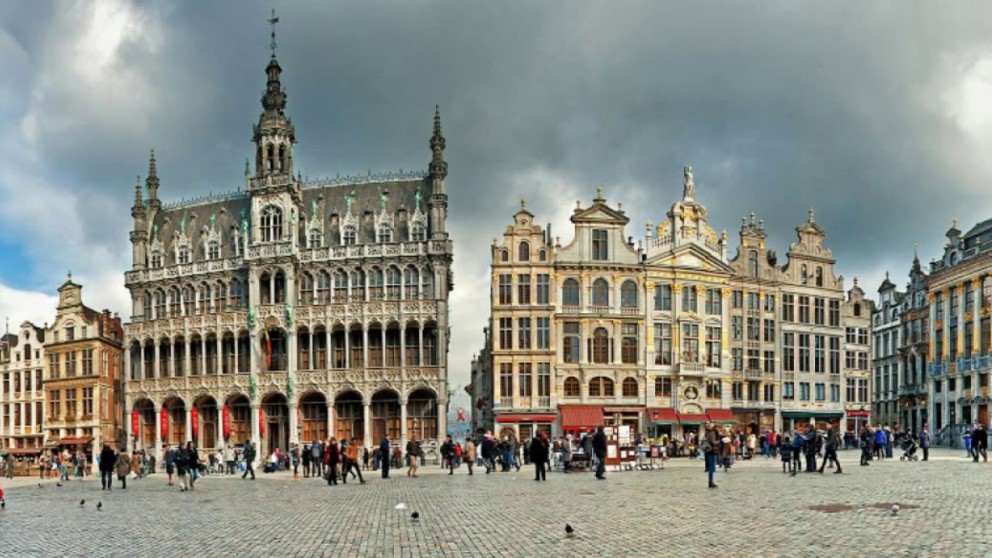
[343,225,357,246]
[815,267,823,287]
[261,205,283,242]
[800,264,808,285]
[748,250,758,278]
[151,251,163,269]
[207,241,220,260]
[592,229,608,261]
[411,223,426,242]
[178,246,190,265]
[378,225,393,243]
[309,229,323,248]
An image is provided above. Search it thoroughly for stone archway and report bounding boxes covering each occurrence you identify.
[299,391,328,443]
[261,392,289,457]
[335,391,364,442]
[193,395,219,450]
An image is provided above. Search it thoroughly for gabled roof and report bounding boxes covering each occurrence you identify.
[570,203,629,225]
[645,242,735,275]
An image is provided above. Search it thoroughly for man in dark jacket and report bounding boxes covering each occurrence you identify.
[241,440,256,480]
[817,424,842,474]
[311,441,322,478]
[379,435,391,479]
[99,444,116,490]
[703,423,720,488]
[592,426,607,480]
[919,426,931,461]
[803,426,819,473]
[530,434,550,481]
[481,435,496,474]
[973,423,988,463]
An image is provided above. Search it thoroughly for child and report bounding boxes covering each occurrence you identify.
[0,483,5,509]
[780,435,792,473]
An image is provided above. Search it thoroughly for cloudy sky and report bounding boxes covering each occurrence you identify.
[2,1,992,387]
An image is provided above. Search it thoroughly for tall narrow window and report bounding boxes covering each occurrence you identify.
[592,279,609,307]
[499,274,512,305]
[562,279,580,307]
[342,225,356,246]
[536,274,550,305]
[518,363,532,396]
[681,287,697,313]
[499,318,513,350]
[518,241,530,262]
[621,324,638,364]
[536,317,550,349]
[591,328,610,364]
[748,250,758,277]
[261,206,283,242]
[563,322,580,363]
[518,275,531,305]
[706,327,721,367]
[654,323,672,365]
[518,318,532,350]
[655,284,672,311]
[681,323,699,362]
[621,280,638,309]
[592,229,608,261]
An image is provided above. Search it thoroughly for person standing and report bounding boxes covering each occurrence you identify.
[406,436,421,478]
[441,436,455,475]
[818,424,842,474]
[973,423,988,463]
[186,442,200,491]
[465,439,476,475]
[530,433,549,481]
[860,425,872,466]
[115,450,131,489]
[241,441,256,480]
[804,425,819,473]
[592,426,607,480]
[920,426,931,461]
[98,444,115,490]
[301,444,311,478]
[223,445,234,476]
[379,435,391,479]
[703,422,720,488]
[164,444,178,486]
[561,435,573,473]
[311,441,322,479]
[325,438,339,486]
[175,443,189,492]
[291,444,301,479]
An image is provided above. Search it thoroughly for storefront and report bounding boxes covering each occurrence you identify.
[705,409,736,428]
[781,410,843,432]
[845,409,871,434]
[677,412,708,439]
[603,406,644,436]
[494,413,556,442]
[731,408,776,434]
[647,408,678,440]
[558,405,605,437]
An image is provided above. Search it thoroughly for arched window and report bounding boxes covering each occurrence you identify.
[142,291,152,317]
[562,278,580,307]
[518,241,530,262]
[592,327,610,364]
[207,241,220,260]
[386,266,402,299]
[539,249,547,262]
[800,264,808,285]
[334,269,348,302]
[622,377,638,397]
[404,266,420,299]
[369,268,384,300]
[410,223,426,242]
[178,245,190,265]
[500,250,509,262]
[350,269,366,301]
[589,376,615,397]
[563,377,581,397]
[154,289,166,317]
[748,250,758,278]
[378,224,393,243]
[422,270,434,298]
[815,267,823,287]
[261,206,283,242]
[316,270,330,304]
[592,278,609,307]
[299,273,314,305]
[342,225,356,246]
[309,228,322,248]
[621,280,638,308]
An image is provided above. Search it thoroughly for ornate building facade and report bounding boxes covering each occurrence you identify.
[43,276,125,466]
[926,219,992,440]
[873,274,903,427]
[123,32,453,461]
[0,322,46,458]
[481,167,873,439]
[898,252,929,434]
[468,326,493,435]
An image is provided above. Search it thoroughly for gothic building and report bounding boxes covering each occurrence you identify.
[873,274,904,427]
[481,167,873,439]
[122,29,453,461]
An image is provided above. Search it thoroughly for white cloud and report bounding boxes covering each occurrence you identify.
[0,282,57,330]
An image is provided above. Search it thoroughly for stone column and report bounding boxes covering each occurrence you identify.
[216,410,224,452]
[123,347,131,384]
[201,336,207,376]
[154,403,163,464]
[185,407,193,446]
[400,399,408,449]
[437,398,448,441]
[250,402,261,466]
[216,334,223,375]
[125,406,133,454]
[345,327,351,369]
[363,402,372,447]
[289,402,299,446]
[153,343,160,379]
[184,338,192,377]
[327,403,335,441]
[363,325,370,370]
[234,334,240,374]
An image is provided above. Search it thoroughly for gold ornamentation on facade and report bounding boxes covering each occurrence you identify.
[672,283,684,293]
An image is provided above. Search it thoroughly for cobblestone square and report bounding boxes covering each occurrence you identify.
[1,448,990,557]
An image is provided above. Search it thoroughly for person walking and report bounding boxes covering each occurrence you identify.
[592,426,607,480]
[325,438,339,486]
[164,444,176,486]
[818,424,842,474]
[465,439,476,475]
[98,444,115,490]
[175,443,189,491]
[860,425,872,466]
[406,436,421,478]
[115,450,131,489]
[379,435,391,479]
[920,426,931,461]
[343,438,366,484]
[311,441,322,479]
[561,435,573,473]
[186,442,200,491]
[129,450,142,480]
[703,422,720,488]
[441,435,455,475]
[973,423,988,463]
[241,441,256,480]
[530,433,549,481]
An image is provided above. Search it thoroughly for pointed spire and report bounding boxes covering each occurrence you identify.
[808,207,815,223]
[429,105,448,180]
[145,150,160,207]
[132,175,144,215]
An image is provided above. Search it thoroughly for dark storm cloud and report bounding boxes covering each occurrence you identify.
[3,0,992,380]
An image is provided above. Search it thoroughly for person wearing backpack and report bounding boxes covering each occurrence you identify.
[702,422,720,488]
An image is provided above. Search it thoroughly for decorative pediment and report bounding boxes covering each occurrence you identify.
[571,204,629,225]
[646,243,735,274]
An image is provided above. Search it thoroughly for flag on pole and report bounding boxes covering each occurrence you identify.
[263,328,272,369]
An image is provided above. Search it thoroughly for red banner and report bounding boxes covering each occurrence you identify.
[223,406,231,439]
[161,407,169,441]
[131,409,139,437]
[259,407,266,437]
[191,406,199,441]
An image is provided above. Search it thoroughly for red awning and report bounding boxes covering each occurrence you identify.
[559,406,604,429]
[706,409,736,424]
[677,413,709,425]
[648,408,678,424]
[846,410,872,417]
[58,437,93,446]
[496,413,557,423]
[5,448,43,455]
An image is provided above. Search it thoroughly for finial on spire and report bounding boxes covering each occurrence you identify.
[952,218,958,229]
[429,105,447,180]
[808,207,815,223]
[853,276,858,287]
[67,270,72,281]
[145,150,160,204]
[595,186,604,202]
[268,8,280,59]
[520,198,527,210]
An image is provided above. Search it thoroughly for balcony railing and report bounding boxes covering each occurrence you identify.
[676,362,705,374]
[536,396,551,408]
[744,368,763,380]
[498,397,513,409]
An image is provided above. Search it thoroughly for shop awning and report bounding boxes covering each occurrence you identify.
[559,406,604,429]
[57,437,93,446]
[706,409,737,424]
[678,413,709,425]
[781,411,845,419]
[5,447,43,455]
[846,410,872,417]
[496,413,557,423]
[648,408,678,425]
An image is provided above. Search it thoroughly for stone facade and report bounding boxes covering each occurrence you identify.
[0,322,46,457]
[43,276,125,467]
[872,274,904,427]
[897,253,930,434]
[468,327,493,435]
[484,167,873,439]
[122,36,452,461]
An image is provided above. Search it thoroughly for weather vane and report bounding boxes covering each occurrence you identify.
[268,8,279,58]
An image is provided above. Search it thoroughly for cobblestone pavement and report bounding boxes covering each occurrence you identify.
[1,448,990,557]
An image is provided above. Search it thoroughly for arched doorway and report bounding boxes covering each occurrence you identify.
[262,393,289,457]
[133,398,155,450]
[194,395,219,450]
[371,390,401,444]
[335,391,364,442]
[299,392,328,443]
[163,397,186,445]
[225,394,250,446]
[406,388,438,442]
